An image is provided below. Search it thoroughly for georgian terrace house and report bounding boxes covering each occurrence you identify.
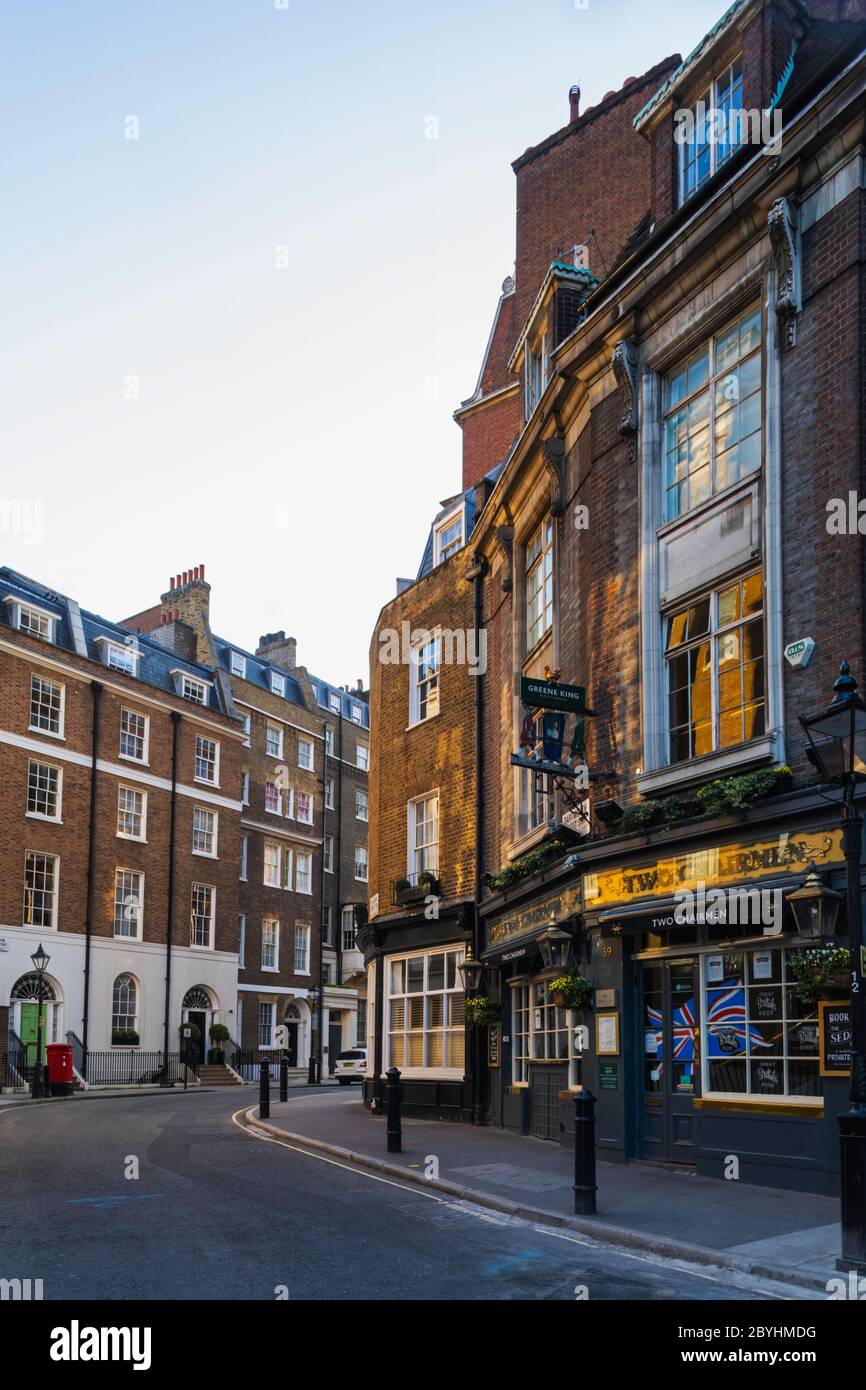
[0,566,245,1084]
[363,0,866,1195]
[123,571,367,1078]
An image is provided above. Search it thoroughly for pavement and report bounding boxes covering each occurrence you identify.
[244,1089,844,1294]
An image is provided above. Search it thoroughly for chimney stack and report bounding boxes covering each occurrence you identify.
[569,85,581,122]
[158,564,212,665]
[256,631,297,671]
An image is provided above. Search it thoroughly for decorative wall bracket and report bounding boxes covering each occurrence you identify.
[768,196,801,349]
[542,435,566,516]
[494,525,514,591]
[611,338,639,463]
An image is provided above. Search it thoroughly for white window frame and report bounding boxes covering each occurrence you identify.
[113,867,144,940]
[354,845,368,883]
[119,707,149,764]
[238,913,246,968]
[7,598,57,643]
[525,517,554,650]
[324,834,334,873]
[385,947,466,1077]
[263,841,281,888]
[678,56,745,206]
[241,770,250,806]
[23,849,59,930]
[264,780,282,816]
[282,846,294,891]
[191,882,216,950]
[341,905,356,952]
[177,672,210,706]
[325,777,335,809]
[117,785,147,842]
[432,503,465,566]
[271,671,286,697]
[409,631,440,726]
[29,674,65,739]
[26,759,62,822]
[407,793,439,878]
[266,723,283,759]
[296,791,313,826]
[258,1001,275,1048]
[295,850,313,896]
[261,918,279,972]
[294,923,311,974]
[298,737,314,771]
[230,651,247,679]
[355,788,368,822]
[356,743,369,771]
[329,693,341,714]
[192,805,218,858]
[240,835,249,881]
[350,702,364,724]
[96,637,139,675]
[241,713,251,747]
[194,736,219,787]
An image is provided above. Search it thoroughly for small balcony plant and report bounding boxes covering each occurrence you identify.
[111,1028,140,1047]
[548,975,593,1012]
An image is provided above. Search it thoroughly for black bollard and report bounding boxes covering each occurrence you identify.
[573,1086,597,1215]
[385,1065,402,1153]
[279,1054,288,1103]
[259,1058,270,1120]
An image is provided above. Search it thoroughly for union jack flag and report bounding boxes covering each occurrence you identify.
[647,983,773,1065]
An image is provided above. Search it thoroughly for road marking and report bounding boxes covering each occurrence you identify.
[66,1194,162,1210]
[232,1109,802,1299]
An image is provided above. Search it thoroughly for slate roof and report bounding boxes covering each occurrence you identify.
[307,674,371,729]
[211,633,306,709]
[0,567,230,712]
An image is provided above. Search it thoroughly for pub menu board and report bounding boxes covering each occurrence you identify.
[487,1024,500,1068]
[819,1000,853,1077]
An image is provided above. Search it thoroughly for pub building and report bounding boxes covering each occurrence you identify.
[480,794,853,1196]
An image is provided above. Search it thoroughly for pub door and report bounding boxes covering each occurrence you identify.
[639,957,699,1163]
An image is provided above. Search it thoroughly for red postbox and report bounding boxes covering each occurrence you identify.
[45,1043,74,1097]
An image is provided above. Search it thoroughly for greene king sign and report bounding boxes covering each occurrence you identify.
[520,677,589,713]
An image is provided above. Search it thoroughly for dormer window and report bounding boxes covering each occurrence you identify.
[329,692,341,714]
[678,57,744,205]
[95,636,139,675]
[433,505,465,565]
[271,671,286,697]
[171,669,211,706]
[4,597,57,643]
[524,334,549,421]
[230,651,246,678]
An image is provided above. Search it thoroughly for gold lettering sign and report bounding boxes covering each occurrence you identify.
[488,887,581,946]
[583,829,843,910]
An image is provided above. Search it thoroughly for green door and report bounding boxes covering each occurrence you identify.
[18,1003,46,1064]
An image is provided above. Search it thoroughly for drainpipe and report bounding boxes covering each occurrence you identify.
[81,682,103,1077]
[162,712,181,1063]
[318,718,330,1081]
[335,713,344,984]
[468,556,487,1124]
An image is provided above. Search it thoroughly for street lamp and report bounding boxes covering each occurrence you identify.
[457,946,486,995]
[538,922,574,972]
[307,987,320,1086]
[457,946,487,1126]
[787,868,843,940]
[29,942,50,1099]
[800,660,866,1272]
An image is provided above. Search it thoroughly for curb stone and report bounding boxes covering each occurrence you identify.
[241,1108,831,1296]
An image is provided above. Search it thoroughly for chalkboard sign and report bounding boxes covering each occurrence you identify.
[819,1000,853,1077]
[487,1025,500,1068]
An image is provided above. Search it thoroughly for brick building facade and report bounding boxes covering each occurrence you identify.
[364,0,866,1195]
[0,566,244,1084]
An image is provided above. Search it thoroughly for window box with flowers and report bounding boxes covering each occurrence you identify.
[111,1029,140,1047]
[788,947,851,1007]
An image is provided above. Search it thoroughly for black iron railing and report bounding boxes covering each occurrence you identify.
[2,1043,28,1090]
[227,1044,284,1082]
[83,1050,198,1088]
[66,1030,85,1077]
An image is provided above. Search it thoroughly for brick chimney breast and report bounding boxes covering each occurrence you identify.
[159,566,212,665]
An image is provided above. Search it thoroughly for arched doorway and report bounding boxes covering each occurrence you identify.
[284,1003,301,1067]
[11,973,61,1066]
[182,986,217,1065]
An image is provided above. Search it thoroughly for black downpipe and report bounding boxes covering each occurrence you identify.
[471,559,486,1123]
[162,712,181,1065]
[81,682,104,1077]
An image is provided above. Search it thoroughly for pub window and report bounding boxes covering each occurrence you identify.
[666,570,764,763]
[510,980,583,1089]
[663,305,761,522]
[702,947,820,1099]
[387,949,465,1072]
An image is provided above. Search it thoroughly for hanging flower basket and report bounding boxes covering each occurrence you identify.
[464,996,500,1027]
[788,947,851,1006]
[548,975,593,1012]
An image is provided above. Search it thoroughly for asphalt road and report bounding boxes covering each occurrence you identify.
[0,1089,808,1302]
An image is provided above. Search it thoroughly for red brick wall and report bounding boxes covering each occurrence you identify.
[460,391,521,491]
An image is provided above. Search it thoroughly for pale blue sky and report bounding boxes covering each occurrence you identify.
[1,0,723,683]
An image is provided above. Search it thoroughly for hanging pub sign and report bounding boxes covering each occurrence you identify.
[519,676,593,715]
[819,1001,853,1076]
[541,710,566,761]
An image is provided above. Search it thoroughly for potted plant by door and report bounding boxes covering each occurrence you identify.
[548,975,594,1012]
[208,1022,230,1064]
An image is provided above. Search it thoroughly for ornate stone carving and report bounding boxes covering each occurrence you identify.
[611,338,639,463]
[542,434,566,515]
[494,525,514,591]
[768,196,801,349]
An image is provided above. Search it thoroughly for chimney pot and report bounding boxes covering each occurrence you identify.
[569,84,581,122]
[199,563,205,580]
